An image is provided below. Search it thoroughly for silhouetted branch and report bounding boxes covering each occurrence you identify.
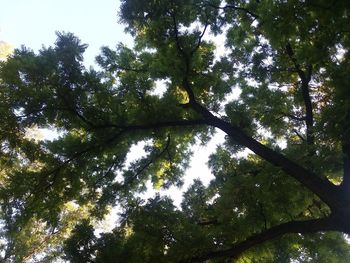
[292,129,306,142]
[205,2,259,19]
[285,43,314,147]
[181,78,338,210]
[127,134,171,183]
[89,119,207,131]
[31,119,205,201]
[197,218,218,226]
[341,143,350,190]
[278,112,306,122]
[183,216,339,262]
[170,9,187,58]
[190,16,209,56]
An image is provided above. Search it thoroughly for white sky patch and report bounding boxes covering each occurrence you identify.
[225,86,242,101]
[94,205,122,236]
[334,43,347,63]
[0,0,134,68]
[203,27,229,60]
[149,79,168,97]
[124,140,149,168]
[276,138,287,149]
[24,125,61,141]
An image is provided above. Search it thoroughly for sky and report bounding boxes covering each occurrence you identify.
[0,0,133,67]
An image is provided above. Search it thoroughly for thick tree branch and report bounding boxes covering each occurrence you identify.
[292,129,306,142]
[301,65,314,147]
[209,109,337,208]
[197,218,218,226]
[341,143,350,190]
[286,43,315,147]
[306,0,339,10]
[61,119,205,167]
[172,34,337,206]
[89,119,207,131]
[181,79,338,209]
[31,119,206,197]
[170,29,326,206]
[184,216,340,262]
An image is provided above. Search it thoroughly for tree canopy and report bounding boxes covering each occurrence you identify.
[0,0,350,262]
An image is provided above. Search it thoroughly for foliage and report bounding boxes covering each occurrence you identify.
[0,0,350,262]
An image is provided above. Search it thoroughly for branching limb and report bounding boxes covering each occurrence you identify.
[292,129,306,142]
[72,108,96,127]
[88,119,207,131]
[35,120,205,192]
[278,112,306,122]
[126,134,171,184]
[170,6,209,105]
[258,201,268,230]
[285,43,315,147]
[170,9,187,59]
[197,218,218,226]
[183,216,340,262]
[181,79,338,209]
[190,14,209,56]
[205,2,259,20]
[94,158,121,187]
[170,7,199,104]
[170,3,210,57]
[111,65,149,74]
[341,143,350,190]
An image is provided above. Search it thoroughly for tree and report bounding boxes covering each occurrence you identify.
[0,0,350,262]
